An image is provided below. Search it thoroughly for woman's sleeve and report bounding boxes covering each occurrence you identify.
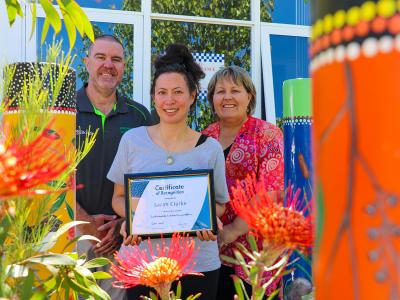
[107,133,129,185]
[258,125,284,191]
[213,142,229,204]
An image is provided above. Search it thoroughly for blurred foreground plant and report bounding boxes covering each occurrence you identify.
[222,174,313,300]
[111,233,201,300]
[0,41,111,299]
[4,0,94,48]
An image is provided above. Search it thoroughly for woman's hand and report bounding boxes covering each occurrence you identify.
[196,229,217,241]
[120,221,142,245]
[218,224,239,248]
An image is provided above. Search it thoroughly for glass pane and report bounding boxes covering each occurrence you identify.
[75,0,140,11]
[270,35,309,118]
[152,0,250,21]
[261,0,311,25]
[37,19,134,98]
[151,20,251,131]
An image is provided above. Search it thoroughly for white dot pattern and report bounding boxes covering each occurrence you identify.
[311,35,399,72]
[5,62,76,114]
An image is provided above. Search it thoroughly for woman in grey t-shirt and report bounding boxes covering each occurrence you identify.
[107,44,228,300]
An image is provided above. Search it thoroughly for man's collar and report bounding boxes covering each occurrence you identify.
[77,83,129,114]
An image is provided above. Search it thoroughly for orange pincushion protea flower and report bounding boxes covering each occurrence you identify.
[0,128,69,198]
[230,174,312,251]
[111,233,200,299]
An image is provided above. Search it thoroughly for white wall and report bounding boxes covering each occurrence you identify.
[0,1,25,64]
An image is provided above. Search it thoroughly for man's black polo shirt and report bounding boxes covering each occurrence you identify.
[76,85,153,215]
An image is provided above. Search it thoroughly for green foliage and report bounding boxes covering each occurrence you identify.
[0,42,105,299]
[221,235,289,300]
[152,0,251,20]
[261,0,274,22]
[141,281,202,300]
[4,0,94,48]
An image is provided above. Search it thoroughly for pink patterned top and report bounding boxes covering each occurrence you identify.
[203,116,284,293]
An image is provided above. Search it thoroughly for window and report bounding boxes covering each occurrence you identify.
[151,19,251,130]
[37,19,135,97]
[75,0,140,11]
[270,35,309,118]
[152,0,251,20]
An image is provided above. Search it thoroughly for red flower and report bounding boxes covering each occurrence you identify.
[230,174,312,251]
[0,128,69,198]
[111,233,200,299]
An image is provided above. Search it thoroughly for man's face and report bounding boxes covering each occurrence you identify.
[85,39,125,94]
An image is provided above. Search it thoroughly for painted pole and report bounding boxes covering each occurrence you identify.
[311,0,400,298]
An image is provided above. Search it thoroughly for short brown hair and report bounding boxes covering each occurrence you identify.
[207,66,256,115]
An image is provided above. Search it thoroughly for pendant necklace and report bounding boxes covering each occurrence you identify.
[166,153,174,165]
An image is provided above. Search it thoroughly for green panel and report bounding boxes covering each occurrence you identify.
[283,78,312,118]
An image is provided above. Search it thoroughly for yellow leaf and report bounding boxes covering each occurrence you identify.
[62,12,76,49]
[40,18,50,45]
[61,0,84,36]
[29,3,37,41]
[38,0,62,33]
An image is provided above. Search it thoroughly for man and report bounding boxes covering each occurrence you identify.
[76,35,152,299]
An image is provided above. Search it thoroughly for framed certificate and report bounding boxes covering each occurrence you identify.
[124,169,217,238]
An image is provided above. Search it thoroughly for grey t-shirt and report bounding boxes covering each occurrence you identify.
[107,126,229,272]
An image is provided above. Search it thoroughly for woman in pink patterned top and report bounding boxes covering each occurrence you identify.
[202,66,284,299]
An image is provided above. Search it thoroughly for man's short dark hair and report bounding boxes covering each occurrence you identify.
[87,34,124,57]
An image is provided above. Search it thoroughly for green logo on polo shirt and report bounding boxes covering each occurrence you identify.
[119,127,132,134]
[92,103,117,131]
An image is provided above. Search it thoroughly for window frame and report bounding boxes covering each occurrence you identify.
[260,23,310,123]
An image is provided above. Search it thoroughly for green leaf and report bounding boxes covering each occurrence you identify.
[175,280,182,298]
[41,19,50,45]
[220,254,238,265]
[5,0,23,26]
[187,293,202,300]
[29,3,37,40]
[39,0,62,33]
[266,289,280,300]
[47,180,67,188]
[149,291,158,300]
[39,221,87,251]
[84,279,111,300]
[74,265,95,280]
[62,11,76,49]
[232,275,246,300]
[63,234,101,252]
[66,202,74,220]
[249,263,259,285]
[21,271,35,300]
[30,291,47,300]
[43,276,59,292]
[62,0,84,36]
[83,257,111,269]
[247,234,258,252]
[0,215,11,244]
[62,0,94,41]
[63,272,93,296]
[264,255,289,272]
[48,192,67,215]
[26,253,76,266]
[92,271,112,280]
